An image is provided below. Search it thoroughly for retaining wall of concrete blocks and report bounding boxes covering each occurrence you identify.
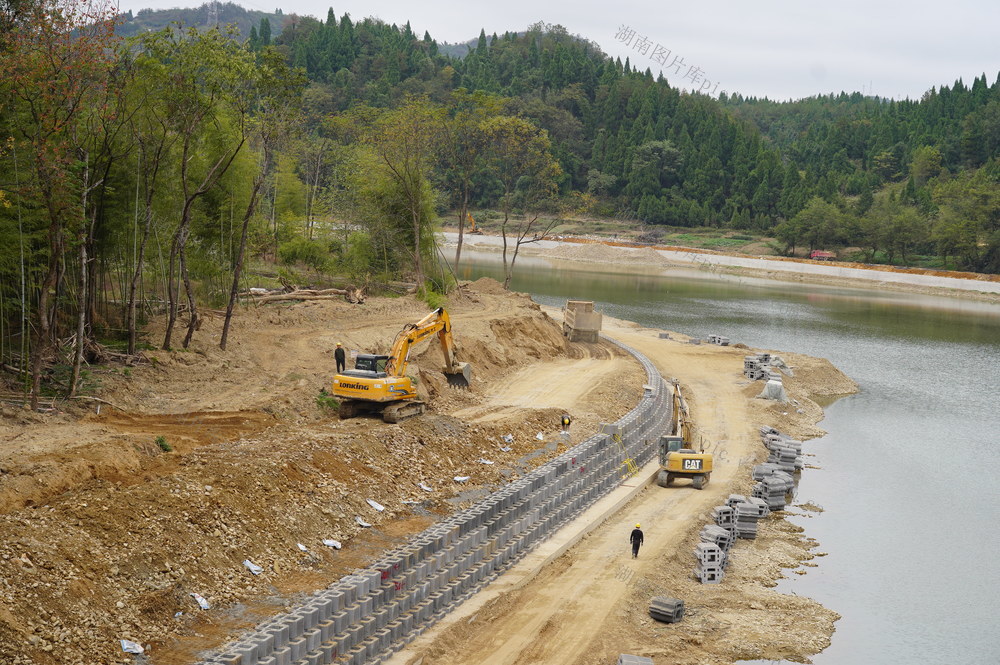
[197,336,670,665]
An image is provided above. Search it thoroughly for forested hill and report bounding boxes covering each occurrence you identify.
[725,79,1000,199]
[273,17,791,229]
[112,5,1000,251]
[268,14,1000,267]
[115,1,287,40]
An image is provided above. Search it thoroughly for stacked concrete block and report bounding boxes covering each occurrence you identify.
[733,498,769,539]
[752,475,790,511]
[743,356,765,380]
[695,525,732,583]
[707,334,730,346]
[648,596,685,623]
[617,655,654,665]
[763,432,803,472]
[198,337,671,665]
[711,505,735,538]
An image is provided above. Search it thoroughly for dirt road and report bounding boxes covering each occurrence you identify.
[390,316,846,665]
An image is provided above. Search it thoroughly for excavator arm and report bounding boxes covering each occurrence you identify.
[385,308,471,386]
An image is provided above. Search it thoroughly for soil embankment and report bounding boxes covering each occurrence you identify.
[0,275,856,665]
[0,279,643,665]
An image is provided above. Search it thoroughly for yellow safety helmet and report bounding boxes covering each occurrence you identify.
[635,523,641,528]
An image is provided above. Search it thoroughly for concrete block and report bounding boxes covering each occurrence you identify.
[257,633,276,659]
[303,628,321,653]
[694,567,724,584]
[271,647,292,665]
[360,596,374,616]
[286,637,306,662]
[617,655,654,665]
[317,620,335,643]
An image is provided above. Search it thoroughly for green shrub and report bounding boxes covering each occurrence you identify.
[278,236,330,271]
[420,285,446,310]
[316,388,339,410]
[155,435,172,452]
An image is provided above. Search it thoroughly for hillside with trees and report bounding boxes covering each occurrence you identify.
[1,0,999,406]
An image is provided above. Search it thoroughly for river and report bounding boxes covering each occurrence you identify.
[455,248,1000,665]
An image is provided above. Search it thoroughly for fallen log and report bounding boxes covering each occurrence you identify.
[254,286,366,304]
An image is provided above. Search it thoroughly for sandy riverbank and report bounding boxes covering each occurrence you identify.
[445,232,1000,303]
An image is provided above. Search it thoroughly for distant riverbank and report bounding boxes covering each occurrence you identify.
[441,232,1000,301]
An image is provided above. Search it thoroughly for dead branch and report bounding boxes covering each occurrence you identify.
[70,395,124,410]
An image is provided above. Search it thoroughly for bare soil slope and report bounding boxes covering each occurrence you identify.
[0,279,643,665]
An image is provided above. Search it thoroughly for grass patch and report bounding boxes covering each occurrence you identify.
[316,388,339,411]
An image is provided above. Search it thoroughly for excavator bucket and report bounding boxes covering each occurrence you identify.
[445,362,472,388]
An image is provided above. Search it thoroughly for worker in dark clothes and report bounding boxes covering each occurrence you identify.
[561,414,572,431]
[630,523,644,558]
[335,342,346,373]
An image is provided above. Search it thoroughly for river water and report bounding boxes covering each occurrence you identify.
[456,250,1000,665]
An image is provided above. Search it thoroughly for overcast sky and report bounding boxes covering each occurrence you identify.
[115,0,1000,101]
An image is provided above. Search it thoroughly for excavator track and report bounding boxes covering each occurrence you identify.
[382,400,426,424]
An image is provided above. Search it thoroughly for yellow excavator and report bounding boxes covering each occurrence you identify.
[467,212,484,235]
[657,382,713,489]
[332,308,472,423]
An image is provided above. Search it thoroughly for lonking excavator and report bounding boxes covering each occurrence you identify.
[332,308,472,423]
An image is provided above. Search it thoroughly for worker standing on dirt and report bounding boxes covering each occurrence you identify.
[335,342,346,374]
[561,414,572,431]
[630,523,644,558]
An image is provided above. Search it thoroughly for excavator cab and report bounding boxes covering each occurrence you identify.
[348,354,388,376]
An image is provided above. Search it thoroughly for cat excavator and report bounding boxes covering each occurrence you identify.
[332,308,472,423]
[657,381,713,489]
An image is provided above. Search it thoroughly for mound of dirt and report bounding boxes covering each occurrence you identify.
[542,242,674,268]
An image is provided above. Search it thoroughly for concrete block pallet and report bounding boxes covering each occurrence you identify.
[197,337,671,665]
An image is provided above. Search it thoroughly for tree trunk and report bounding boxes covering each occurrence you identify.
[221,156,269,350]
[162,225,181,350]
[180,225,198,348]
[31,214,62,410]
[69,226,87,398]
[455,188,469,268]
[500,209,511,290]
[127,191,155,355]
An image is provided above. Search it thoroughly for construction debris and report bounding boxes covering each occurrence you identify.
[242,560,263,576]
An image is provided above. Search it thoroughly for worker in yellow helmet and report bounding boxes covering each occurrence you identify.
[630,523,644,558]
[334,342,346,373]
